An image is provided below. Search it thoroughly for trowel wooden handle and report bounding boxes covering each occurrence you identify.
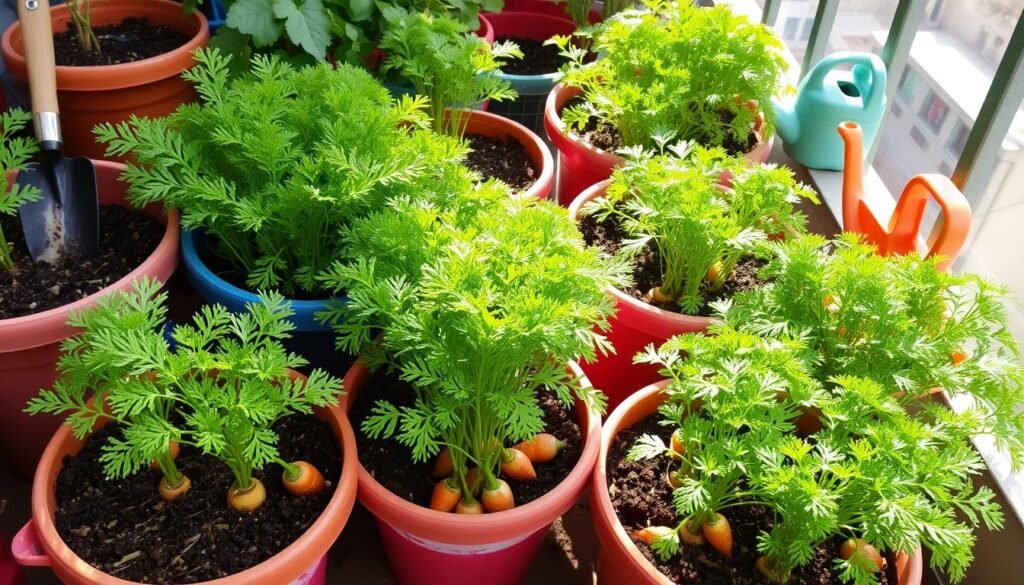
[16,0,61,140]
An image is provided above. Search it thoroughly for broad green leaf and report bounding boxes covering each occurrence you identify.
[226,0,282,46]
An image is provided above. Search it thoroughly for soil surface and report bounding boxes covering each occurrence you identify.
[559,97,757,155]
[579,209,765,316]
[497,36,569,75]
[0,205,163,319]
[54,18,191,67]
[465,133,539,191]
[607,415,898,585]
[54,415,342,584]
[350,368,582,508]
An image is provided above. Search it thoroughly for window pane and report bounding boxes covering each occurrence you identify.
[784,17,800,40]
[946,120,970,158]
[898,68,921,103]
[910,126,928,148]
[800,18,814,41]
[918,91,949,133]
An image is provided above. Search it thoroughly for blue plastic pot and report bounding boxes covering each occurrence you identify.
[200,0,225,32]
[482,12,578,137]
[180,229,353,376]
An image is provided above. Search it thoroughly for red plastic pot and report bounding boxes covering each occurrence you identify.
[340,359,601,585]
[0,161,180,479]
[10,370,358,585]
[1,0,209,160]
[500,0,601,23]
[544,84,775,206]
[569,180,711,410]
[592,382,925,585]
[459,108,555,199]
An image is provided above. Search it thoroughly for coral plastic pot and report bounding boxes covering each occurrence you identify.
[459,108,555,199]
[481,12,578,136]
[501,0,601,23]
[180,230,353,377]
[0,161,180,479]
[544,84,774,206]
[339,359,601,585]
[10,370,358,585]
[1,0,209,161]
[592,382,925,585]
[568,181,711,410]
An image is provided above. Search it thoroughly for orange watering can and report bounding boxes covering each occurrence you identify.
[838,121,971,270]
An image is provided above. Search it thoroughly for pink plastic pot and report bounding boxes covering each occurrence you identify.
[340,359,601,585]
[0,531,24,585]
[568,181,712,410]
[11,370,358,585]
[544,84,775,206]
[0,161,180,479]
[500,0,601,23]
[592,382,925,585]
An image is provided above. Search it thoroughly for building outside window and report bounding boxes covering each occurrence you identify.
[897,68,921,103]
[918,90,949,133]
[801,18,814,41]
[784,17,800,40]
[946,120,970,158]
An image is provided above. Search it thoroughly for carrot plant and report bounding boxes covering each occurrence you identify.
[322,192,628,512]
[95,47,476,297]
[26,278,342,511]
[379,9,521,137]
[551,0,787,152]
[581,143,816,313]
[0,109,41,272]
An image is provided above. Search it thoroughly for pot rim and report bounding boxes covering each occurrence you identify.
[28,369,358,585]
[0,160,180,353]
[481,12,577,84]
[455,107,555,200]
[341,358,602,545]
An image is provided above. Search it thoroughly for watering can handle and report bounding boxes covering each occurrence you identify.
[887,174,972,270]
[806,52,887,112]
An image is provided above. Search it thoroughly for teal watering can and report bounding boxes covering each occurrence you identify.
[774,52,887,171]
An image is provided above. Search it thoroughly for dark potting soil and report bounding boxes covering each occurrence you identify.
[578,209,765,317]
[0,205,163,319]
[497,36,569,75]
[607,415,899,585]
[559,97,758,155]
[53,18,191,67]
[350,368,582,508]
[465,133,539,191]
[54,415,342,584]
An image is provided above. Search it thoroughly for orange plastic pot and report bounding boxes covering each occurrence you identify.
[544,84,774,206]
[0,161,180,479]
[339,359,600,585]
[1,0,209,161]
[838,121,970,271]
[568,181,712,410]
[10,370,358,585]
[458,108,555,199]
[592,382,925,585]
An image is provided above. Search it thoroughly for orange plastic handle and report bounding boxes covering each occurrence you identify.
[838,121,971,270]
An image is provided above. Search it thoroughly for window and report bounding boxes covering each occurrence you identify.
[978,29,989,51]
[891,102,903,118]
[918,91,949,133]
[783,17,800,40]
[910,126,928,148]
[946,120,970,158]
[929,0,945,22]
[939,161,954,176]
[897,69,921,103]
[801,18,814,41]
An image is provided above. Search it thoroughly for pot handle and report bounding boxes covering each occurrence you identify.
[11,521,51,567]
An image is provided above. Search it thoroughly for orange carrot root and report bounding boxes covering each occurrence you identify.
[634,526,675,546]
[823,294,840,312]
[282,460,326,497]
[227,479,266,513]
[951,350,968,365]
[648,287,673,303]
[482,479,515,513]
[705,262,722,284]
[666,469,683,489]
[679,521,705,546]
[455,498,484,515]
[670,430,685,455]
[755,556,786,583]
[149,440,181,471]
[430,478,462,513]
[465,468,481,495]
[158,474,191,502]
[702,514,733,557]
[432,448,454,479]
[513,433,566,463]
[840,538,883,572]
[500,448,536,481]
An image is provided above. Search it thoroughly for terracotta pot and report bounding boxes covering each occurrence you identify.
[544,83,774,206]
[10,370,358,585]
[457,108,555,199]
[1,0,209,161]
[568,180,712,410]
[0,160,180,479]
[340,359,600,585]
[592,382,925,585]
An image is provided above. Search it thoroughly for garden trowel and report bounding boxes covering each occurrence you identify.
[14,0,99,264]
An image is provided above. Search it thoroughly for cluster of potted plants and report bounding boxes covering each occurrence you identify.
[2,0,1023,584]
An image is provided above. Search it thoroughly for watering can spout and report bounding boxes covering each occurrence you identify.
[773,98,800,146]
[838,121,865,233]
